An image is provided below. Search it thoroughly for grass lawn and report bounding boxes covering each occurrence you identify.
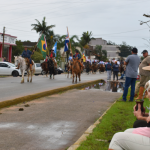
[76,88,150,150]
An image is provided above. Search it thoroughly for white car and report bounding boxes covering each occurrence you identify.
[0,62,23,77]
[34,63,42,75]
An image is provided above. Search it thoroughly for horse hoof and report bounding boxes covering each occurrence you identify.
[30,80,32,83]
[21,80,24,84]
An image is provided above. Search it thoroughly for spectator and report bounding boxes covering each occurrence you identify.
[120,48,140,102]
[108,80,150,150]
[113,61,119,81]
[136,50,150,100]
[3,57,6,62]
[105,61,112,80]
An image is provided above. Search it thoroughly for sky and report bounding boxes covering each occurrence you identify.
[0,0,150,55]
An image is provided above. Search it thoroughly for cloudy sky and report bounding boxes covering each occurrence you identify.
[0,0,150,55]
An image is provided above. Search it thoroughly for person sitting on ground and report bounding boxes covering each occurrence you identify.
[108,81,150,150]
[113,61,119,81]
[16,46,35,70]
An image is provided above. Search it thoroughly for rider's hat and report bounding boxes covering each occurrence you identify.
[75,49,78,53]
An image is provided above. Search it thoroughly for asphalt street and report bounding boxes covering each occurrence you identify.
[0,73,107,102]
[0,88,122,150]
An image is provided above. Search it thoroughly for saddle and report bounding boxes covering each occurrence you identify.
[25,58,33,67]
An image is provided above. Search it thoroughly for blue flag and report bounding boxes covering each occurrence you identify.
[53,42,57,56]
[64,32,69,52]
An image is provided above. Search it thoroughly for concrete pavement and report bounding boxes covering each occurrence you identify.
[0,88,122,150]
[0,73,107,102]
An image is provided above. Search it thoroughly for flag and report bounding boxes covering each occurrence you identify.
[53,42,57,57]
[64,32,69,52]
[37,34,47,59]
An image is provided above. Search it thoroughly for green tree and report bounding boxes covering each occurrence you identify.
[31,17,55,36]
[55,50,61,66]
[118,42,133,57]
[12,40,24,62]
[31,51,44,63]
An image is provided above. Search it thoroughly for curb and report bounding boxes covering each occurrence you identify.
[67,101,117,150]
[0,79,104,110]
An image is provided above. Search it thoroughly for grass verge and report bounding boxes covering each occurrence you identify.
[76,89,150,150]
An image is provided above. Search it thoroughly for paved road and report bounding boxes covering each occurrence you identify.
[0,88,122,150]
[0,73,107,102]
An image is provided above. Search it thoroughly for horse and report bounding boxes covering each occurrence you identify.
[119,64,124,75]
[48,58,55,79]
[41,61,49,77]
[99,64,105,73]
[71,58,81,83]
[91,62,98,74]
[67,61,72,78]
[14,56,35,83]
[85,61,91,75]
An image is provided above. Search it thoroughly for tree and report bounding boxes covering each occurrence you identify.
[31,17,55,36]
[80,31,94,47]
[31,51,44,63]
[55,50,61,66]
[107,41,117,45]
[118,42,133,57]
[12,40,24,62]
[93,45,107,61]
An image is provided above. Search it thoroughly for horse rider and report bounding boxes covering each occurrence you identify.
[73,49,83,69]
[16,46,35,70]
[49,49,57,68]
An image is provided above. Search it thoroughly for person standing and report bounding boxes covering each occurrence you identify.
[113,61,119,81]
[105,61,112,80]
[136,50,150,99]
[121,48,140,102]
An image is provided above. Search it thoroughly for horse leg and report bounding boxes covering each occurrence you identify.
[30,70,32,83]
[75,74,77,83]
[21,70,24,83]
[27,70,29,82]
[79,73,81,81]
[72,72,74,83]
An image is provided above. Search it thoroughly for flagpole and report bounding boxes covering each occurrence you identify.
[67,27,72,55]
[35,31,44,51]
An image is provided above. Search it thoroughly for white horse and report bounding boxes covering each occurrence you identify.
[14,56,35,83]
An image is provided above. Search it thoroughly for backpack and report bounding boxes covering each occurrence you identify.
[107,64,111,70]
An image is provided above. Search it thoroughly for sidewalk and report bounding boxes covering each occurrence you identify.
[0,88,122,150]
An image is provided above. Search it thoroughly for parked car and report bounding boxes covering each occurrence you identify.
[34,63,42,75]
[0,62,25,77]
[57,67,64,74]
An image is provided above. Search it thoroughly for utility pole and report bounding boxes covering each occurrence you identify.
[2,27,5,53]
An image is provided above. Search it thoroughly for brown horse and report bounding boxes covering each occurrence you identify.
[119,64,124,74]
[91,62,98,74]
[41,61,49,77]
[99,64,105,73]
[71,58,81,83]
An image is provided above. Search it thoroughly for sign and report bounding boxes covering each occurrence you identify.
[0,33,16,45]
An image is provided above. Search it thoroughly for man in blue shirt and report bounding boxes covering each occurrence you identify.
[120,48,140,102]
[16,46,35,70]
[73,49,83,69]
[105,61,112,80]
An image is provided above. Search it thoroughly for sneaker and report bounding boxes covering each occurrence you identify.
[128,100,133,102]
[118,99,126,102]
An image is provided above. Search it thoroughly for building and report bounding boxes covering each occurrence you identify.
[0,33,17,62]
[88,38,120,60]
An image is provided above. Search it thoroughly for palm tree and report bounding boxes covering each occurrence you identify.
[80,31,95,48]
[31,17,55,36]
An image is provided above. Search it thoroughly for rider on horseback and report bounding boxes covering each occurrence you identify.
[49,49,57,68]
[73,49,83,69]
[16,46,34,70]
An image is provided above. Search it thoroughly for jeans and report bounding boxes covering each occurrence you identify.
[113,71,118,80]
[123,77,136,101]
[107,70,111,80]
